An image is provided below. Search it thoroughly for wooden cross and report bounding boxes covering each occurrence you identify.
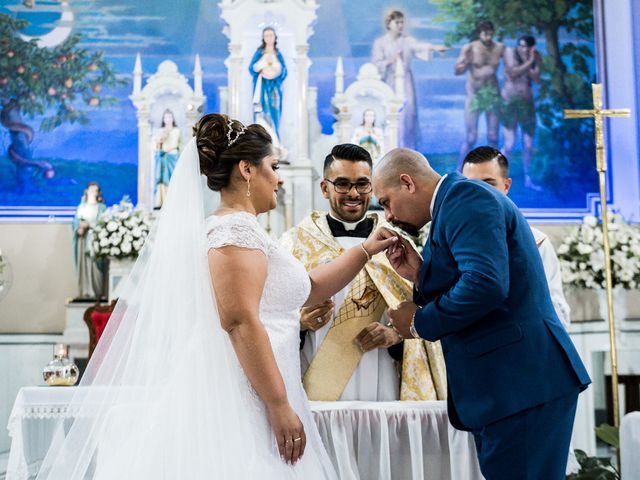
[564,83,630,434]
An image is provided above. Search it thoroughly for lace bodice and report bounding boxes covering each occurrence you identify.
[205,212,311,387]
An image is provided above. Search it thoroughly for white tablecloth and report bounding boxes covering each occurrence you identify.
[621,411,640,480]
[7,387,483,480]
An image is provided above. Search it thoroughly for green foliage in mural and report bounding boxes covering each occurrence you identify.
[0,13,125,132]
[433,0,597,191]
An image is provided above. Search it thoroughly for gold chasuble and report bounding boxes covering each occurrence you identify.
[280,211,447,401]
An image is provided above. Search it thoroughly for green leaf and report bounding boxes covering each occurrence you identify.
[595,423,619,448]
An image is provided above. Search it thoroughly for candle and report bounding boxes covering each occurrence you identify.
[54,343,69,359]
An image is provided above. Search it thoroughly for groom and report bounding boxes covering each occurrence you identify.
[373,148,591,479]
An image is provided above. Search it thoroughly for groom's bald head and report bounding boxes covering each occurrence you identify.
[374,148,438,187]
[373,148,441,233]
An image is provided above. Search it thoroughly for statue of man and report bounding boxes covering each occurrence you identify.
[501,36,543,191]
[455,20,504,164]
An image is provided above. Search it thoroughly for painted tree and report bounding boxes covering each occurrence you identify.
[0,14,124,192]
[433,0,596,190]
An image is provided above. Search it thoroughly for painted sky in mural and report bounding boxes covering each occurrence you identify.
[0,0,598,216]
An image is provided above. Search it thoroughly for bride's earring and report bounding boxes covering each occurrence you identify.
[246,178,251,197]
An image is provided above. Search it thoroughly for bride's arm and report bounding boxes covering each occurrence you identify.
[305,229,398,306]
[208,246,305,465]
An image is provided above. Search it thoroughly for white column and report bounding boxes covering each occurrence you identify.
[136,106,152,209]
[386,106,400,151]
[295,44,310,164]
[601,0,640,220]
[226,44,243,119]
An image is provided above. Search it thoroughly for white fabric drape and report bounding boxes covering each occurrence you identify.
[311,401,483,480]
[7,389,484,480]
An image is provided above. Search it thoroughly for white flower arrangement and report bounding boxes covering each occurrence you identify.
[558,212,640,290]
[92,196,153,260]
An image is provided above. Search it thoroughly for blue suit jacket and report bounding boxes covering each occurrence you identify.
[413,173,591,431]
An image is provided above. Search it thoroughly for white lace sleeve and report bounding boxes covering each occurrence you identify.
[206,215,271,256]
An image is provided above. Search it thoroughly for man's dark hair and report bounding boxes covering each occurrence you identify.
[518,35,536,48]
[462,146,510,179]
[516,35,537,66]
[475,20,495,36]
[323,144,373,174]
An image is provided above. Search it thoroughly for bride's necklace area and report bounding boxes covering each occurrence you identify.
[214,204,256,217]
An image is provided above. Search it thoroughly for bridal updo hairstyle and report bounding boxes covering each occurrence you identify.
[194,113,272,192]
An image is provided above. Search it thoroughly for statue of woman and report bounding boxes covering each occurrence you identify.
[249,27,287,143]
[350,109,385,163]
[153,109,182,208]
[72,182,106,299]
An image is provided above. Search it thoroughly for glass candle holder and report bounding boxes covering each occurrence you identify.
[43,343,79,386]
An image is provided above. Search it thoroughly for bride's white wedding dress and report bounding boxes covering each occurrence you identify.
[205,212,337,478]
[33,139,336,479]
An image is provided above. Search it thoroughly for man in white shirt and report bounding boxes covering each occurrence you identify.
[461,146,570,328]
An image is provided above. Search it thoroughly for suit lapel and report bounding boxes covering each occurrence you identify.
[417,173,460,294]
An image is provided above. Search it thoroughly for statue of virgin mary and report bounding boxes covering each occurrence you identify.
[249,27,287,143]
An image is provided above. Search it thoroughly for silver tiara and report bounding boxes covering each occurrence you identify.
[226,118,247,147]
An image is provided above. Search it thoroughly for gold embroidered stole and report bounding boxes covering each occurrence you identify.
[303,268,387,400]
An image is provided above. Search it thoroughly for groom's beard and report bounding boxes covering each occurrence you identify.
[392,220,420,238]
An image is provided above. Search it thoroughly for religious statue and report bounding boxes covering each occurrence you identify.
[454,20,505,164]
[249,27,287,143]
[501,35,542,191]
[153,109,182,208]
[72,182,106,300]
[350,109,385,163]
[372,10,447,150]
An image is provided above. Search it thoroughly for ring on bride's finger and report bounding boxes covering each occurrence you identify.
[316,317,323,324]
[293,437,302,442]
[285,439,293,444]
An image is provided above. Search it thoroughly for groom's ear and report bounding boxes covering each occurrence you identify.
[399,174,416,193]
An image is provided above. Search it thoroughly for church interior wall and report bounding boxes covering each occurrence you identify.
[0,223,73,333]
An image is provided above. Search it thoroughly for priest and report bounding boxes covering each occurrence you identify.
[280,144,446,401]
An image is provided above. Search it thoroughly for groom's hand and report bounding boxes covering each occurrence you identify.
[386,235,422,283]
[388,301,419,339]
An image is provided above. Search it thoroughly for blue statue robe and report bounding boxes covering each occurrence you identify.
[249,49,287,139]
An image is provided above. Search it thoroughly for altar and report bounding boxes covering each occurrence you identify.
[6,387,483,480]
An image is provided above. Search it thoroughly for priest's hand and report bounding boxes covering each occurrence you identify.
[355,322,402,352]
[300,299,334,332]
[386,235,422,283]
[388,301,419,339]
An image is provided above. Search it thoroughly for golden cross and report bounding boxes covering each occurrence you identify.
[564,83,630,438]
[565,83,630,171]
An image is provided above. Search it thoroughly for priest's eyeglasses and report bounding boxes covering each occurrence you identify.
[324,179,373,194]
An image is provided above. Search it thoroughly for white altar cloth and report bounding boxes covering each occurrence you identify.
[6,387,483,480]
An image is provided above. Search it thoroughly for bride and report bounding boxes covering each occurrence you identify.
[35,114,398,479]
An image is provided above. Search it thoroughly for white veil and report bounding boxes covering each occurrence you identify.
[36,139,264,479]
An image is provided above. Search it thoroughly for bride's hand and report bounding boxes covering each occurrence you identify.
[267,403,306,465]
[362,227,399,257]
